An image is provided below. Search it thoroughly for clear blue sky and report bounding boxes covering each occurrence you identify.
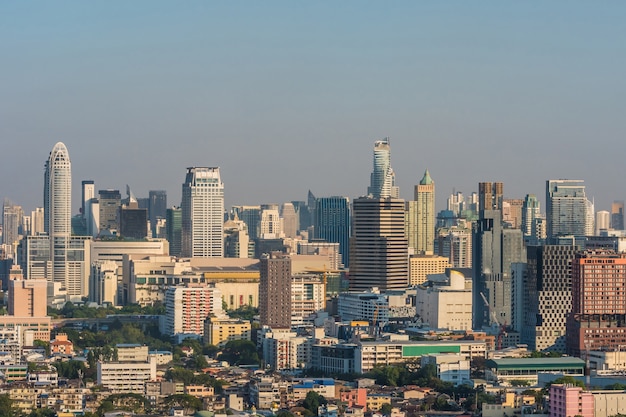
[2,2,626,213]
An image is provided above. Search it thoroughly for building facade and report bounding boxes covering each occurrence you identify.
[259,253,292,328]
[313,196,351,267]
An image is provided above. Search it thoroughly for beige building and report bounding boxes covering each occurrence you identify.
[97,357,157,394]
[291,274,325,326]
[204,317,251,347]
[0,316,52,344]
[415,270,472,331]
[405,170,436,256]
[8,278,47,317]
[409,255,452,286]
[116,344,149,362]
[128,256,199,306]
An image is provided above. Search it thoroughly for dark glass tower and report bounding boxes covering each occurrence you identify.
[313,196,351,267]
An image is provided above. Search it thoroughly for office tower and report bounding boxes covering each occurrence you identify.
[611,201,624,231]
[413,170,435,254]
[233,206,261,240]
[98,189,122,233]
[119,206,148,239]
[166,207,182,257]
[367,138,399,199]
[473,184,526,329]
[30,208,45,236]
[350,197,408,291]
[45,142,72,291]
[148,190,167,237]
[596,211,610,235]
[292,201,311,232]
[522,245,577,353]
[313,196,351,267]
[2,199,22,246]
[502,199,523,229]
[259,252,292,328]
[546,180,590,243]
[181,167,224,258]
[281,203,298,239]
[521,194,541,237]
[567,251,626,356]
[224,215,251,258]
[8,277,47,317]
[260,204,282,239]
[478,182,503,212]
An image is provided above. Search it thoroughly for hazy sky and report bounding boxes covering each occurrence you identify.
[2,2,626,214]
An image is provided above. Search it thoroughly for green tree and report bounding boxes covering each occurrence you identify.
[0,394,16,417]
[218,340,259,365]
[302,391,327,416]
[510,379,531,387]
[380,403,393,415]
[545,376,585,389]
[162,394,203,414]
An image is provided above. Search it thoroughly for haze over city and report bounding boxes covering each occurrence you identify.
[2,2,626,212]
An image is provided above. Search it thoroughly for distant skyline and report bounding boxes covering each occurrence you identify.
[2,2,626,213]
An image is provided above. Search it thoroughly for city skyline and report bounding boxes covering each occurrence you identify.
[3,3,626,213]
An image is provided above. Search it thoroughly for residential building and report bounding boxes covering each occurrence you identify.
[549,384,594,417]
[162,284,224,342]
[406,170,436,255]
[367,137,399,199]
[181,167,224,258]
[435,223,472,268]
[97,357,157,394]
[259,252,291,328]
[350,197,408,291]
[408,254,451,286]
[8,278,47,317]
[567,251,626,356]
[203,316,251,347]
[291,273,325,326]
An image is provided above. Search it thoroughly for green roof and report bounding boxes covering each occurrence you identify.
[420,169,434,185]
[486,357,585,371]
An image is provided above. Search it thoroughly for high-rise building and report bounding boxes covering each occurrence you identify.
[166,207,182,257]
[596,210,610,235]
[611,201,624,231]
[98,189,122,233]
[436,224,472,268]
[81,180,98,236]
[521,194,541,240]
[567,251,626,356]
[478,182,503,212]
[259,252,292,329]
[162,284,223,343]
[367,138,399,199]
[44,142,72,292]
[313,196,351,267]
[522,245,577,353]
[502,199,523,229]
[2,199,23,246]
[350,197,408,291]
[281,203,298,239]
[473,185,526,330]
[407,170,435,255]
[546,180,590,243]
[8,277,47,317]
[148,190,167,237]
[119,206,148,239]
[181,167,224,258]
[259,204,282,239]
[30,207,45,236]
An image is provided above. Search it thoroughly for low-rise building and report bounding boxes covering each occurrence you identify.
[97,357,157,393]
[485,357,585,386]
[204,317,251,347]
[421,353,470,386]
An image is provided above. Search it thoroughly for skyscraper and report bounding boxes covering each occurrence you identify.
[166,207,182,257]
[98,189,121,233]
[413,170,435,254]
[148,190,167,237]
[44,142,72,291]
[181,167,224,258]
[350,197,408,291]
[259,252,292,328]
[313,196,351,267]
[2,199,23,246]
[612,201,624,231]
[478,182,503,212]
[367,138,399,199]
[546,180,590,243]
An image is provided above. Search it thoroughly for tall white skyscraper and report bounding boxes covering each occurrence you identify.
[181,167,224,258]
[546,179,591,243]
[367,138,399,199]
[44,142,72,290]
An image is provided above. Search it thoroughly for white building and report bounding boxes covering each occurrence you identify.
[181,167,224,258]
[91,260,118,305]
[162,284,224,342]
[259,327,311,371]
[97,357,157,394]
[415,270,472,331]
[338,290,389,325]
[421,354,470,386]
[260,204,283,239]
[291,274,325,326]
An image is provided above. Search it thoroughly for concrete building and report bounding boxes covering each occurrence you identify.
[203,316,251,347]
[98,189,121,233]
[181,167,224,258]
[259,252,292,329]
[260,204,282,239]
[421,353,470,386]
[162,284,224,342]
[97,357,157,394]
[408,254,451,286]
[291,273,325,326]
[337,290,389,325]
[406,170,436,256]
[549,384,594,417]
[350,197,408,291]
[567,251,626,356]
[8,278,47,317]
[259,328,311,371]
[522,245,577,353]
[415,270,472,331]
[502,199,524,229]
[435,224,472,268]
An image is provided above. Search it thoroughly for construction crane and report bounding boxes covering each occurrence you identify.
[480,292,507,350]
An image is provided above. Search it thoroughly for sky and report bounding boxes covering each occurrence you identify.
[2,2,626,215]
